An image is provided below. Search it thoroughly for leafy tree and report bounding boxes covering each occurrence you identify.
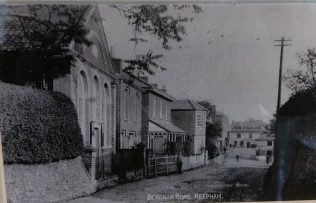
[0,4,201,89]
[198,100,216,120]
[111,4,202,76]
[197,100,222,157]
[284,48,316,93]
[0,5,91,90]
[206,122,222,158]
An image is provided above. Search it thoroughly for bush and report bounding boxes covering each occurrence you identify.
[278,88,316,117]
[0,82,83,164]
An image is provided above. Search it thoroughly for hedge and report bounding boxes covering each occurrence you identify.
[278,88,316,117]
[0,82,83,164]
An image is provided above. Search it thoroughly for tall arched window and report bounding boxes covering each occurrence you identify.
[78,71,89,144]
[102,83,110,146]
[93,76,100,121]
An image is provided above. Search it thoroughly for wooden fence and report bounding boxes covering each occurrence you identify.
[95,153,115,180]
[95,149,144,181]
[147,155,177,177]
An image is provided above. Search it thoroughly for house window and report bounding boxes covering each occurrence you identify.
[240,141,244,147]
[121,130,126,149]
[237,133,241,138]
[153,97,157,117]
[169,134,176,142]
[267,141,273,146]
[124,87,130,120]
[129,131,135,138]
[137,131,141,143]
[165,105,168,120]
[135,92,139,122]
[249,133,253,139]
[182,135,186,142]
[196,114,205,127]
[160,99,163,119]
[156,98,160,117]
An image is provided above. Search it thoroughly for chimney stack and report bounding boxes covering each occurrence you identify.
[140,76,148,83]
[110,46,115,57]
[161,85,167,92]
[112,58,122,74]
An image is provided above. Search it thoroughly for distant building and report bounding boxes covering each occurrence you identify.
[212,112,230,150]
[255,132,275,160]
[228,119,269,148]
[171,100,208,155]
[112,58,142,149]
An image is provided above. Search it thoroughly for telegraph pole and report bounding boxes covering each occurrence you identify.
[274,37,291,115]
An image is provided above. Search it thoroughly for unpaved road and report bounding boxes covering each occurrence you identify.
[65,163,267,203]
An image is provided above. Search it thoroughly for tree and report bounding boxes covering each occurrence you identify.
[111,4,202,76]
[0,5,91,90]
[197,100,222,157]
[0,4,202,89]
[205,122,222,159]
[198,100,216,120]
[284,48,316,93]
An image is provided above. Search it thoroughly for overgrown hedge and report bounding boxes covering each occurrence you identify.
[0,82,83,164]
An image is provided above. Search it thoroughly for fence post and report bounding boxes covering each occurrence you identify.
[154,157,157,177]
[147,156,150,178]
[0,132,7,203]
[91,150,97,180]
[143,149,147,178]
[166,156,169,175]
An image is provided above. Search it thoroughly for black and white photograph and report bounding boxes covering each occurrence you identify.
[0,1,316,202]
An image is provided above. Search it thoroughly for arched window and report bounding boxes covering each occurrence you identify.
[102,83,110,146]
[78,71,89,144]
[93,76,100,121]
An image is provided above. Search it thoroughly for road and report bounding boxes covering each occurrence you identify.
[64,162,267,203]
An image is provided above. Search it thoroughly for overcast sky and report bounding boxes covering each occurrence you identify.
[100,3,316,123]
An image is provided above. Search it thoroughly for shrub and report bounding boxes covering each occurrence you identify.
[0,82,83,164]
[183,135,194,156]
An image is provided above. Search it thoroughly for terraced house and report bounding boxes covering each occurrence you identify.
[112,58,143,150]
[138,80,186,155]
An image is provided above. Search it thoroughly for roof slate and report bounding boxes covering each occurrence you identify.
[171,100,208,111]
[149,119,185,134]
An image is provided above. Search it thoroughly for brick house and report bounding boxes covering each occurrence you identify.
[138,81,186,155]
[112,58,142,150]
[171,100,208,155]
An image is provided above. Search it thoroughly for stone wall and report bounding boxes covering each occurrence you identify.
[5,157,96,203]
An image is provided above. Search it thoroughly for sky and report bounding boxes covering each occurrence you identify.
[99,3,316,123]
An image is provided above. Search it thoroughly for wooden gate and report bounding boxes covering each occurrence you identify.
[95,153,116,180]
[147,155,177,177]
